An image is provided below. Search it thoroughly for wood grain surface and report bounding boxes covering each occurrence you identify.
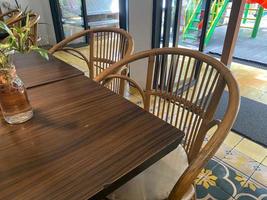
[0,76,184,200]
[14,52,84,88]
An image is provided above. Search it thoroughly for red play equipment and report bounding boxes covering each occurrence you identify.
[196,0,267,30]
[247,0,267,8]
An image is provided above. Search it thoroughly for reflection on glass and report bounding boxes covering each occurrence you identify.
[160,0,177,47]
[178,0,230,50]
[178,0,201,49]
[59,0,85,43]
[86,0,120,28]
[56,0,121,44]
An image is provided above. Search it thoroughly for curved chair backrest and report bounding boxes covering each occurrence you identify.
[7,13,40,45]
[49,27,134,79]
[0,9,22,25]
[94,48,240,199]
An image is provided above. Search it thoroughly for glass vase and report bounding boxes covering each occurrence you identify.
[0,54,33,124]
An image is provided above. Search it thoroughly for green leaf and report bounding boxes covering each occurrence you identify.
[30,46,49,60]
[0,14,47,59]
[0,43,11,49]
[0,21,15,38]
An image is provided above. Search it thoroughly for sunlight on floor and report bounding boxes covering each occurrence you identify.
[231,62,267,105]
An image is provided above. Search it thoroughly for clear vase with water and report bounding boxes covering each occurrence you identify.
[0,53,33,124]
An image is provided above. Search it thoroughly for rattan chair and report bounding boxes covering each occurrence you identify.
[49,27,134,80]
[0,9,22,25]
[1,13,40,45]
[95,48,240,200]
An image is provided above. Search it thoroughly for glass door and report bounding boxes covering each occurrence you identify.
[50,0,127,44]
[50,0,87,44]
[60,0,86,41]
[85,0,120,28]
[152,0,180,48]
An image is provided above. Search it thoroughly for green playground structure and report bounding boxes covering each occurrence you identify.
[182,0,266,45]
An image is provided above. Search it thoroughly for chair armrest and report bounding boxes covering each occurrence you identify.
[103,74,145,103]
[0,9,21,19]
[168,120,234,200]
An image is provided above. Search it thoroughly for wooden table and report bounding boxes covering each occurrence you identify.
[0,55,184,200]
[14,52,84,88]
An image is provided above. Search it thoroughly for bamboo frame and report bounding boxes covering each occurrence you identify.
[95,47,240,200]
[49,27,134,79]
[0,9,22,25]
[4,13,40,45]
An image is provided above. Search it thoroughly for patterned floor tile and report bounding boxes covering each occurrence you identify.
[195,158,220,183]
[234,178,267,200]
[262,157,267,166]
[195,158,267,200]
[202,130,241,160]
[214,143,233,160]
[235,138,267,163]
[251,164,267,188]
[223,131,243,148]
[210,161,250,197]
[202,126,216,147]
[203,131,238,160]
[196,184,234,200]
[222,149,260,176]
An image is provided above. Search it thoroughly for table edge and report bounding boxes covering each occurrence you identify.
[90,134,184,200]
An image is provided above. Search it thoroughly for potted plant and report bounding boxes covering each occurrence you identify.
[0,14,48,124]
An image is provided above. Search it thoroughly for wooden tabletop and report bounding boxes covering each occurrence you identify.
[0,75,184,200]
[14,52,84,88]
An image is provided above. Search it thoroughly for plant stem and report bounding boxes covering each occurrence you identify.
[14,0,19,8]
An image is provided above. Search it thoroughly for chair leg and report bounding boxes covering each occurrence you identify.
[119,68,128,97]
[191,192,196,200]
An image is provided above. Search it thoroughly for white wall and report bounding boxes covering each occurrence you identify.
[0,0,154,64]
[0,0,56,45]
[128,0,153,88]
[27,0,56,45]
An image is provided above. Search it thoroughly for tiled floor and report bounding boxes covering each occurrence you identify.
[125,68,267,199]
[199,63,267,200]
[56,50,267,200]
[231,63,267,105]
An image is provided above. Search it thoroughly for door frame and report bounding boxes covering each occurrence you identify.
[119,0,129,30]
[152,0,211,49]
[151,0,245,88]
[49,0,129,43]
[49,0,65,42]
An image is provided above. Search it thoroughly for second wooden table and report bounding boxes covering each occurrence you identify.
[14,52,84,88]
